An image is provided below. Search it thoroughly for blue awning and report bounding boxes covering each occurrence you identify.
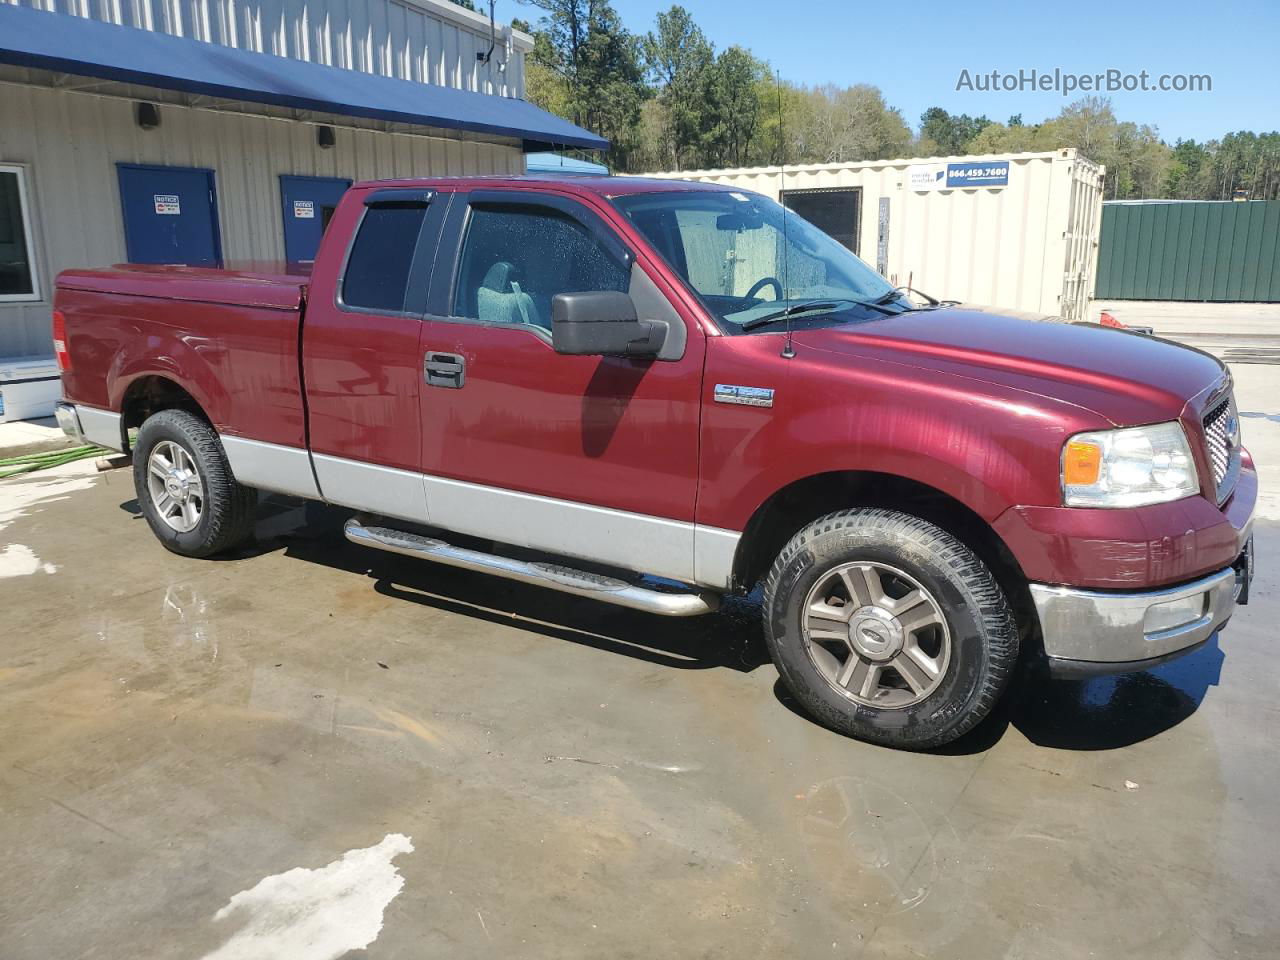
[0,5,608,152]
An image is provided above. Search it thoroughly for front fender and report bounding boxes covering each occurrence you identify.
[697,337,1104,532]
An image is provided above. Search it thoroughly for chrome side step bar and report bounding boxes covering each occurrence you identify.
[344,519,720,617]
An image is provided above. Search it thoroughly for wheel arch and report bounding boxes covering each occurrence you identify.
[119,375,213,451]
[732,470,1035,639]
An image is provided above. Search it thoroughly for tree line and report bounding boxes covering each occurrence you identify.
[513,1,1280,201]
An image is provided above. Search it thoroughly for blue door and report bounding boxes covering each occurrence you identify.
[280,175,351,264]
[117,164,222,266]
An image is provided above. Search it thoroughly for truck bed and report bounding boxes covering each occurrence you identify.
[56,262,310,310]
[55,262,311,451]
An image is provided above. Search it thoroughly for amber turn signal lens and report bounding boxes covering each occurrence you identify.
[1063,440,1102,485]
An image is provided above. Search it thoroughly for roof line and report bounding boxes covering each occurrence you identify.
[0,5,606,151]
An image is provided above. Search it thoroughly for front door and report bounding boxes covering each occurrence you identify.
[280,175,351,264]
[117,164,221,265]
[418,190,705,582]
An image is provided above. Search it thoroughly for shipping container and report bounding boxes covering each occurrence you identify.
[638,149,1106,322]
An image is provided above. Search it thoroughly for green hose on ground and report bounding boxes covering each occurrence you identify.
[0,444,108,480]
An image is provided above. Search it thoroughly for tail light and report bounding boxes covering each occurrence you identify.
[52,309,70,371]
[1098,310,1123,328]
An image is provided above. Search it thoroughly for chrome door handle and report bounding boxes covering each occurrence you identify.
[424,352,465,389]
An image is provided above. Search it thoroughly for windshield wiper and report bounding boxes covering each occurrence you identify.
[740,300,850,331]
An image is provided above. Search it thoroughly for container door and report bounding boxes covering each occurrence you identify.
[280,175,352,264]
[781,188,862,253]
[116,164,221,266]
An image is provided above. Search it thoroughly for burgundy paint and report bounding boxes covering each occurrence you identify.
[301,191,424,472]
[54,175,1256,594]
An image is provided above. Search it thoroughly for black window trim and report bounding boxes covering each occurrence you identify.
[335,189,439,318]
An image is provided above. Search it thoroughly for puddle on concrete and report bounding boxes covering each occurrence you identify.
[201,833,414,960]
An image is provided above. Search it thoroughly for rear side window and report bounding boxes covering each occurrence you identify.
[341,205,427,312]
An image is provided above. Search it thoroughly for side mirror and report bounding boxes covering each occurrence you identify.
[551,291,669,359]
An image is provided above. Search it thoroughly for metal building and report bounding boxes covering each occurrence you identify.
[639,150,1105,323]
[1095,200,1280,302]
[0,1,605,362]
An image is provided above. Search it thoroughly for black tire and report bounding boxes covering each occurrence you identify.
[133,409,257,558]
[763,508,1017,750]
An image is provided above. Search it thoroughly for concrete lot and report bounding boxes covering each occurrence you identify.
[1089,300,1280,362]
[1,362,1277,959]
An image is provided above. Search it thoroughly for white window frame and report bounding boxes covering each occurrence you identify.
[0,163,42,304]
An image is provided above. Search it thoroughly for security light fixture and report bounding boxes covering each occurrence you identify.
[135,102,161,130]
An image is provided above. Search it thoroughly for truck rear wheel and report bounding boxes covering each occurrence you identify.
[133,410,257,558]
[763,508,1018,749]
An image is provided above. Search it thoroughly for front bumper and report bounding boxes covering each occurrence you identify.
[1031,542,1253,677]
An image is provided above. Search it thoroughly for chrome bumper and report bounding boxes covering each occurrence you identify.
[55,401,124,452]
[1031,563,1243,669]
[54,401,86,443]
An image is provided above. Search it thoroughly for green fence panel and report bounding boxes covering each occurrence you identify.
[1095,200,1280,301]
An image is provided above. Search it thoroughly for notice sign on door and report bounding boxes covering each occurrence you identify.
[153,194,181,215]
[293,200,316,219]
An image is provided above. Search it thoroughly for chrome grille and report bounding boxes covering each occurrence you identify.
[1202,393,1240,502]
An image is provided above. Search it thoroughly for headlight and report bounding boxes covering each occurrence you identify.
[1062,422,1199,507]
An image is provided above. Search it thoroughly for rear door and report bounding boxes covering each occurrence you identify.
[301,186,443,524]
[280,175,351,264]
[416,189,706,582]
[117,164,221,265]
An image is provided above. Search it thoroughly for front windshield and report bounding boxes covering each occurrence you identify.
[612,189,898,332]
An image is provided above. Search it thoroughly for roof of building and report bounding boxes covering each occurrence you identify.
[0,4,607,151]
[351,175,740,197]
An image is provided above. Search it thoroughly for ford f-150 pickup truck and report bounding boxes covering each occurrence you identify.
[52,175,1255,749]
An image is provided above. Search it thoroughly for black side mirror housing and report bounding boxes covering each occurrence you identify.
[551,291,669,359]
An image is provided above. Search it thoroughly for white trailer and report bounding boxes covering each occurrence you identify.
[638,149,1105,323]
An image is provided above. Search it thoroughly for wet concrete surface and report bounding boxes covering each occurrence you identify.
[1,463,1278,959]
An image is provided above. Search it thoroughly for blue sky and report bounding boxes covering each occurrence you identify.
[497,0,1279,143]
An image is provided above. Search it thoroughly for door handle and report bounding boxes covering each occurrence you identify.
[424,351,465,389]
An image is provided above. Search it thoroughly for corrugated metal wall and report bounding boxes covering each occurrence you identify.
[0,84,523,357]
[638,150,1106,322]
[3,0,527,97]
[1095,201,1280,302]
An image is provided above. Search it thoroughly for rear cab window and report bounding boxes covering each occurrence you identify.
[341,203,429,313]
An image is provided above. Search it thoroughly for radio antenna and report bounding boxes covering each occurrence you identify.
[776,71,795,359]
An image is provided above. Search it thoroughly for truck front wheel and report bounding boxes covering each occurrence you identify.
[133,410,257,558]
[763,508,1018,749]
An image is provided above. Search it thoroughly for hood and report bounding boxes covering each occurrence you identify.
[790,306,1226,426]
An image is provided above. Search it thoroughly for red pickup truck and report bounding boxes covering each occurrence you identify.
[52,175,1255,749]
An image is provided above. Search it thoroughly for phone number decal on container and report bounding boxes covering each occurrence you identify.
[945,162,1009,187]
